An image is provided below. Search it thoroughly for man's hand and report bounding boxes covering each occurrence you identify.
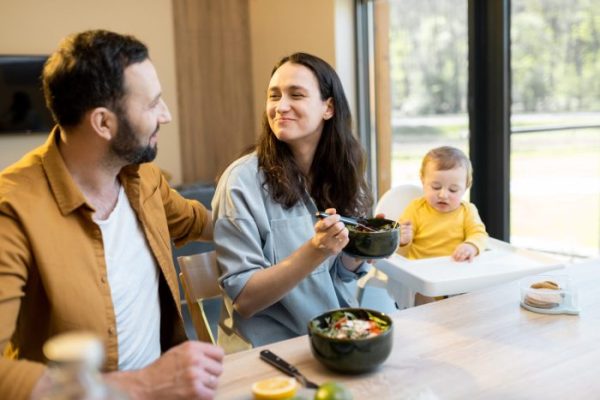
[107,341,225,400]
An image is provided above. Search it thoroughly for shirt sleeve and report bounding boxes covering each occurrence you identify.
[212,168,270,303]
[463,202,489,254]
[333,257,370,282]
[143,164,208,247]
[0,207,46,400]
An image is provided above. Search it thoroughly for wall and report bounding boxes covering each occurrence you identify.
[0,0,356,183]
[0,0,182,183]
[173,0,255,184]
[249,0,356,133]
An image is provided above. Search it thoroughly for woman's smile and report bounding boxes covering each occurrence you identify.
[275,116,295,123]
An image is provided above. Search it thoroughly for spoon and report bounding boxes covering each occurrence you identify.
[315,211,377,232]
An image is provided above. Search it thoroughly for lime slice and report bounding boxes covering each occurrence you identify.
[314,382,353,400]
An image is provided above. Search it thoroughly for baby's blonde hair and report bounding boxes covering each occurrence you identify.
[420,146,473,188]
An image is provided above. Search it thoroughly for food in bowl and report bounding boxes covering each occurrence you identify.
[523,280,564,309]
[343,218,400,259]
[530,280,559,290]
[520,275,580,315]
[308,308,393,374]
[310,310,390,340]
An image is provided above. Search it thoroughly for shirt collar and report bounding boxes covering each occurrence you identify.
[40,126,142,215]
[41,127,88,215]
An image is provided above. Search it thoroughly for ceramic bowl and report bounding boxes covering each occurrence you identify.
[307,308,393,374]
[343,218,400,259]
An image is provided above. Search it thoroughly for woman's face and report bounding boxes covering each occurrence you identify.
[266,62,333,152]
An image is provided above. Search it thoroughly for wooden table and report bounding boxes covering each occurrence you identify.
[216,258,600,399]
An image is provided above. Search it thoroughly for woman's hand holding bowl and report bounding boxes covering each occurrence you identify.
[312,208,349,256]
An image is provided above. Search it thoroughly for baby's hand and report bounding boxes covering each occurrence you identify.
[399,221,413,246]
[452,243,478,262]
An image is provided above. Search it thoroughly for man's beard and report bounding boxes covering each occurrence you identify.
[110,111,158,165]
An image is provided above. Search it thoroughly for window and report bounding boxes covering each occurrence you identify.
[360,0,469,195]
[358,0,599,257]
[510,0,600,257]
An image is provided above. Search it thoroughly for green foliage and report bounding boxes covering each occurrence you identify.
[386,0,600,115]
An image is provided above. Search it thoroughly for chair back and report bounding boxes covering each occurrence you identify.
[177,251,253,353]
[177,252,221,344]
[357,184,423,309]
[375,183,423,221]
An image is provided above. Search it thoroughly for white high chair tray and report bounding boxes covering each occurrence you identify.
[374,243,565,297]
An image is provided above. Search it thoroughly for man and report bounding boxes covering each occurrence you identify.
[0,30,224,399]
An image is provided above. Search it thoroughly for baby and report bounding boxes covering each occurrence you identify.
[396,146,488,304]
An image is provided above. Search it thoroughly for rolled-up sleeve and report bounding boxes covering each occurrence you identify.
[212,160,271,303]
[214,216,267,302]
[333,257,370,282]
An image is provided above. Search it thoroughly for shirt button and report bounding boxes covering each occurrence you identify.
[101,276,107,283]
[108,327,115,336]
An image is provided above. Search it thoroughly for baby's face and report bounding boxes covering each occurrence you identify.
[421,164,468,213]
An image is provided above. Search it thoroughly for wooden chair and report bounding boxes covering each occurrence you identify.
[177,251,221,344]
[177,251,252,353]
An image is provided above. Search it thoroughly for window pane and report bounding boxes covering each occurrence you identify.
[375,1,469,188]
[510,0,600,257]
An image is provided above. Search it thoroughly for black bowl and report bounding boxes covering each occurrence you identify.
[308,308,393,374]
[343,218,400,259]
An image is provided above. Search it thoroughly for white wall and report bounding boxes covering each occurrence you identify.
[249,0,357,133]
[0,0,182,183]
[334,0,357,122]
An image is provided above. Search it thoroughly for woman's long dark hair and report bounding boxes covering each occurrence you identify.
[257,52,372,217]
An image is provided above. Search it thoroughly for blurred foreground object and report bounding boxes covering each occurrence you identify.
[40,332,127,400]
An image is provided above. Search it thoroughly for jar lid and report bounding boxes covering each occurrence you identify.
[43,331,104,367]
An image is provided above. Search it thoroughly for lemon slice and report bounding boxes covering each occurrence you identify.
[252,376,298,400]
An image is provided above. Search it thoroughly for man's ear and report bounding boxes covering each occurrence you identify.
[89,107,117,141]
[323,98,334,120]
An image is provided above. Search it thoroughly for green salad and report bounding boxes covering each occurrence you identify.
[311,310,390,340]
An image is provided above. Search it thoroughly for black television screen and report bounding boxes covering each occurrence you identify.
[0,55,54,134]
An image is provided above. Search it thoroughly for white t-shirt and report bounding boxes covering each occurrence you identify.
[95,186,161,370]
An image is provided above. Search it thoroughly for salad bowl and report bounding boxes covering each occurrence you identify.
[307,308,393,373]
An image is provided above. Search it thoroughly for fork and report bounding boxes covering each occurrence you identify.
[315,211,377,232]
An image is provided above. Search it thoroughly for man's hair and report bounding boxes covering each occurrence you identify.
[420,146,473,188]
[257,52,372,216]
[42,30,149,127]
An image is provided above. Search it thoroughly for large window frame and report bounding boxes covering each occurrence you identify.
[355,0,511,241]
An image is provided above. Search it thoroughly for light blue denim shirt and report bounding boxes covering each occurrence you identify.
[212,153,369,346]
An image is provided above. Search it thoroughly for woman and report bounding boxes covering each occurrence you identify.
[212,53,372,346]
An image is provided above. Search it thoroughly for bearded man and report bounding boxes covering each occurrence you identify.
[0,30,223,400]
